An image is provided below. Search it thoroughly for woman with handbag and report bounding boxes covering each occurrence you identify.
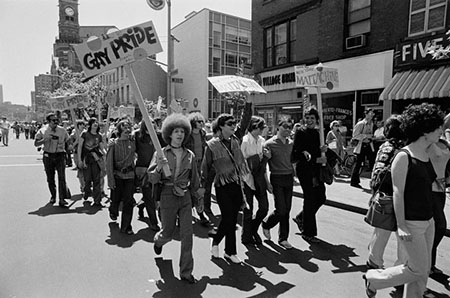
[364,103,444,298]
[366,115,405,270]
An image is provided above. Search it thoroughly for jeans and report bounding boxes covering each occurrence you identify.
[43,152,69,202]
[351,143,375,184]
[296,173,326,237]
[141,184,159,226]
[263,174,294,242]
[109,177,135,232]
[2,129,9,145]
[368,227,406,268]
[366,219,435,298]
[242,175,268,242]
[431,192,447,268]
[154,186,193,279]
[83,162,101,203]
[213,182,243,255]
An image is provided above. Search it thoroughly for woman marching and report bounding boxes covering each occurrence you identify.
[148,113,204,284]
[364,103,444,298]
[202,113,250,264]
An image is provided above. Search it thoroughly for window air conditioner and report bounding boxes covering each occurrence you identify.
[345,34,367,50]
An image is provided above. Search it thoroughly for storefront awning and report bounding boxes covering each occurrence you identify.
[379,66,450,100]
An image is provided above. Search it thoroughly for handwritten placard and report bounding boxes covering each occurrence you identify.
[73,21,163,79]
[48,94,90,111]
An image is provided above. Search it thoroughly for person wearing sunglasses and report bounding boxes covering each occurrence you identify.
[202,114,250,264]
[185,112,212,226]
[34,113,71,207]
[261,119,295,249]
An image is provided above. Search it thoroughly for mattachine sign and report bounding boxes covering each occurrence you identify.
[295,65,339,89]
[73,21,163,79]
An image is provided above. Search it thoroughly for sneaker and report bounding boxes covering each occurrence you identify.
[109,212,118,221]
[211,243,219,258]
[302,235,320,243]
[154,243,162,255]
[366,259,381,270]
[279,240,293,249]
[362,275,376,298]
[58,200,68,208]
[351,183,363,189]
[224,253,241,264]
[262,228,271,241]
[430,266,443,275]
[181,275,197,284]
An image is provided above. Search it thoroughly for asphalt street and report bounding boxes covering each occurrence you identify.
[1,136,449,298]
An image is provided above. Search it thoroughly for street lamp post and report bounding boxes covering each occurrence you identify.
[146,0,173,112]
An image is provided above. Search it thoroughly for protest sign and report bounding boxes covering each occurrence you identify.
[109,106,136,119]
[208,75,267,94]
[48,93,90,111]
[295,66,339,89]
[73,21,163,79]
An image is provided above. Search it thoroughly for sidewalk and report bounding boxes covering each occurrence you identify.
[292,172,450,237]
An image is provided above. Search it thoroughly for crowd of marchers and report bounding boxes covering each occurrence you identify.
[27,99,448,295]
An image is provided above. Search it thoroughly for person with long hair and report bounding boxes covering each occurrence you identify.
[78,117,105,207]
[149,113,203,284]
[185,112,211,226]
[364,103,444,298]
[366,115,405,270]
[134,120,160,232]
[106,119,136,235]
[202,113,250,264]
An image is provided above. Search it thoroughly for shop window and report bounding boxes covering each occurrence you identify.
[409,0,447,36]
[264,19,296,68]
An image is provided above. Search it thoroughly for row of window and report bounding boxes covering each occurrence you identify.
[210,23,252,47]
[263,0,448,68]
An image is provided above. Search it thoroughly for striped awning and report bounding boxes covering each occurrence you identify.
[379,66,450,100]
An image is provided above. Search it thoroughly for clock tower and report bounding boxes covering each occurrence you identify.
[53,0,82,71]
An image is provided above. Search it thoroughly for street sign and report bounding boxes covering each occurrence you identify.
[295,65,339,89]
[171,77,183,83]
[73,21,163,79]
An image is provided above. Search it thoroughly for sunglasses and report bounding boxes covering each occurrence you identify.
[281,124,293,129]
[50,119,59,123]
[197,120,204,124]
[225,120,237,127]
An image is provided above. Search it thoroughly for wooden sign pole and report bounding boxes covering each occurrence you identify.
[124,64,171,177]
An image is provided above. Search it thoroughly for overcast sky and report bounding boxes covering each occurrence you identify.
[0,0,251,106]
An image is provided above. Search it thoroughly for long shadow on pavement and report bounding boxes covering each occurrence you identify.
[301,237,367,274]
[105,222,157,248]
[208,258,295,297]
[153,257,208,298]
[244,241,318,274]
[28,194,104,216]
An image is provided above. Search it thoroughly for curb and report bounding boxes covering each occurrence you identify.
[292,191,450,237]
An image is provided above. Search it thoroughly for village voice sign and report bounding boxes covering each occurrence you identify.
[73,21,163,79]
[295,65,339,89]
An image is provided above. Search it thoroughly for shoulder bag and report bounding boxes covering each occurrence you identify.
[364,164,397,231]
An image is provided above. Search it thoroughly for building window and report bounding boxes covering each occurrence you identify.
[225,51,238,67]
[225,26,238,43]
[264,19,296,67]
[290,19,297,62]
[126,85,130,104]
[409,0,447,36]
[347,0,371,37]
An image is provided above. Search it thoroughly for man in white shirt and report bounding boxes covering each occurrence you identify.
[240,116,269,245]
[0,117,11,146]
[350,108,375,188]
